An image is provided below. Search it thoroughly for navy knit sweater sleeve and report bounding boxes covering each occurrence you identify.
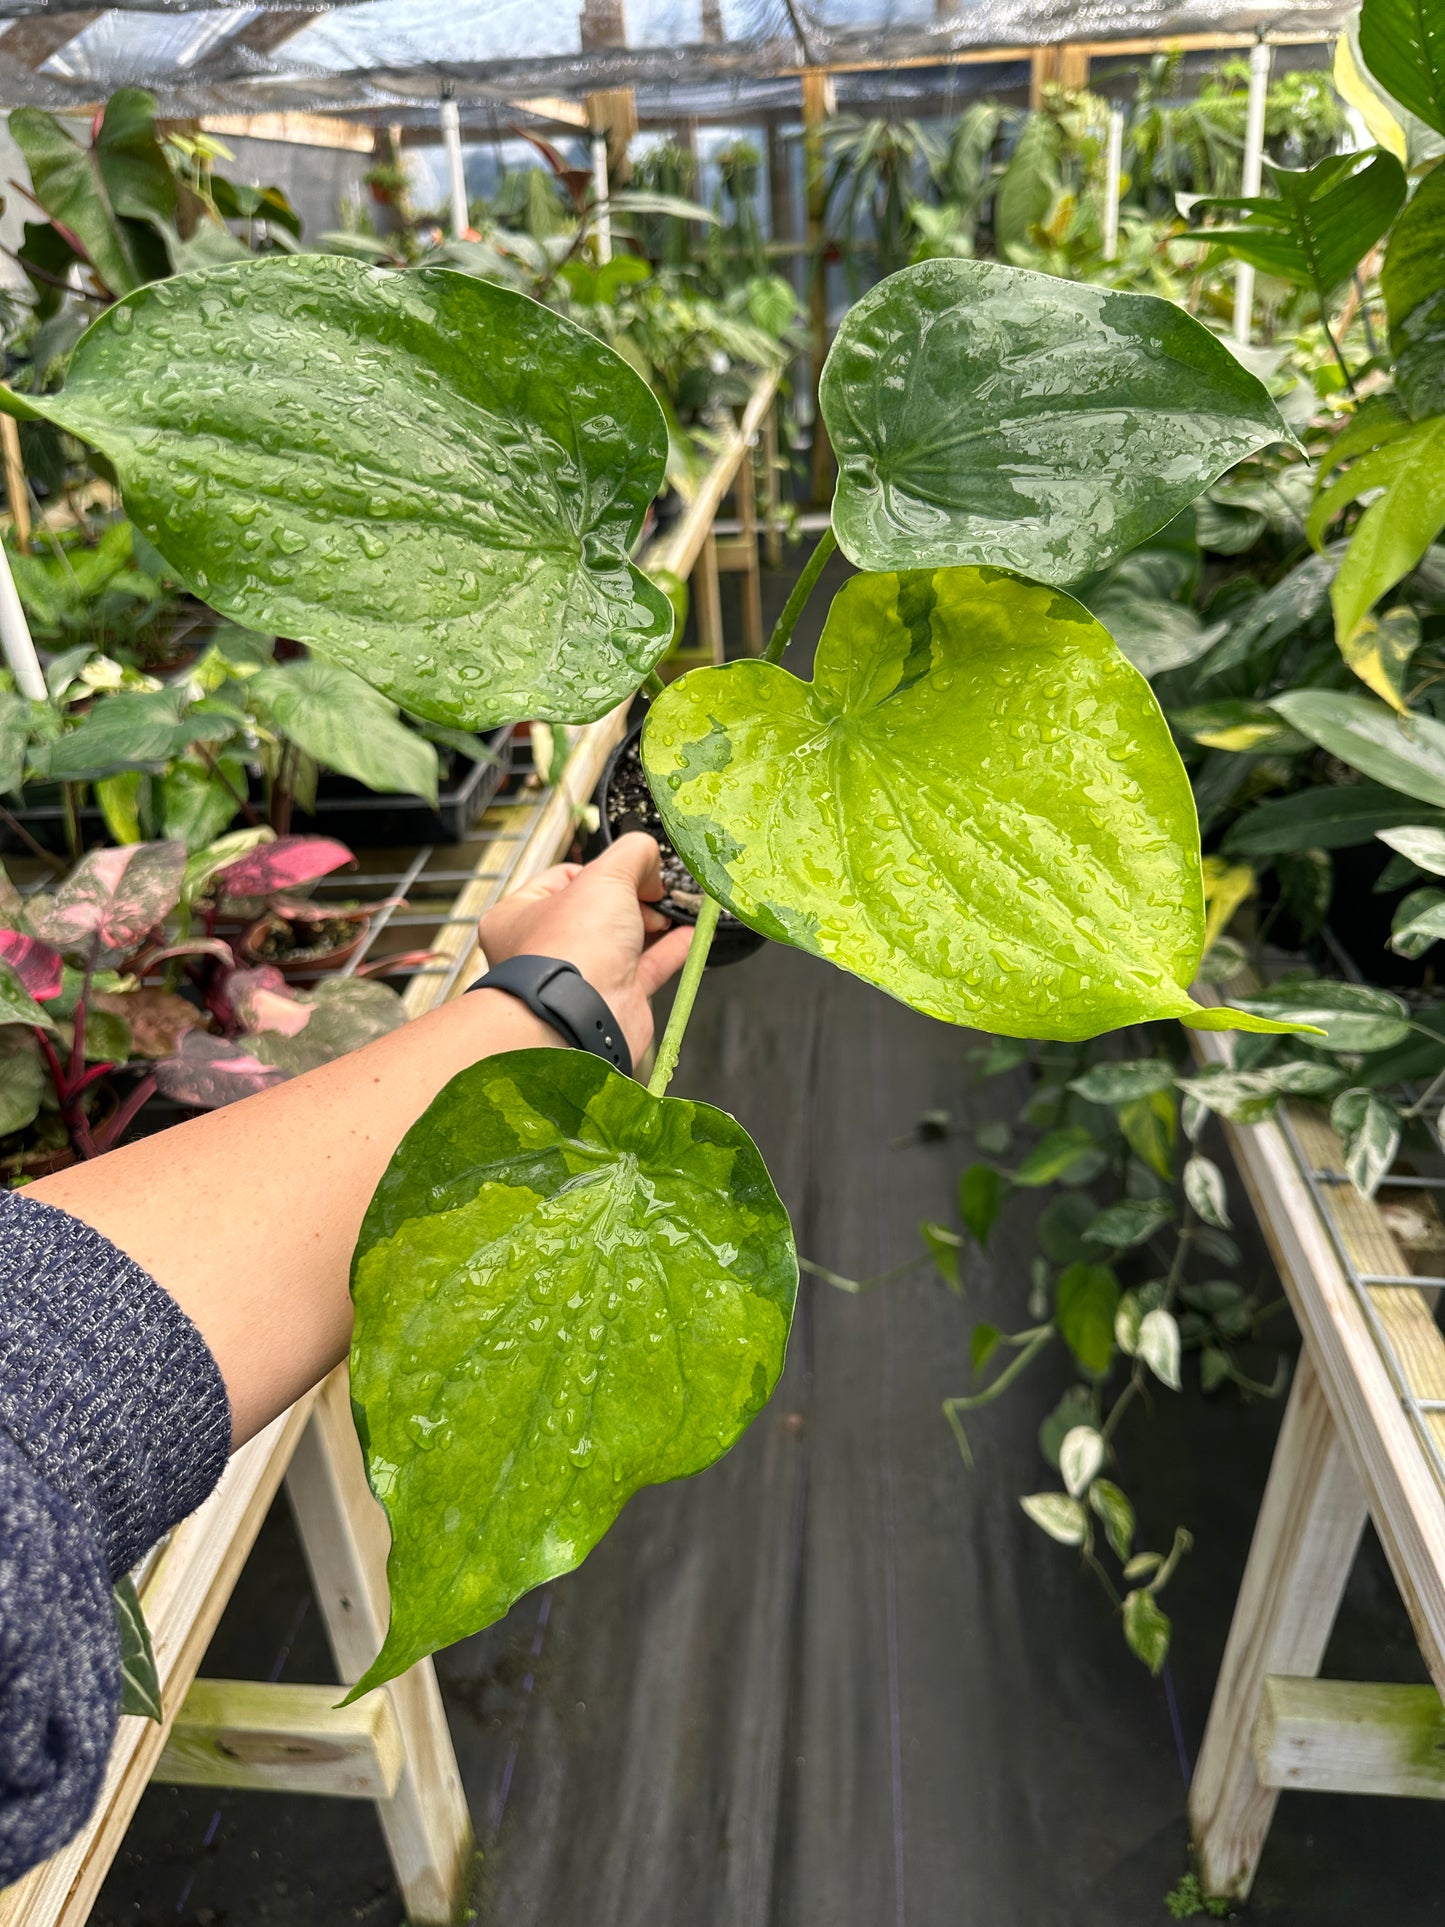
[0,1191,231,1886]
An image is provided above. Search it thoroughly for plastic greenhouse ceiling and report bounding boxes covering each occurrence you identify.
[0,0,1355,118]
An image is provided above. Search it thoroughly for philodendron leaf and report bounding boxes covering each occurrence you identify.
[248,660,439,805]
[0,257,672,730]
[1191,150,1406,303]
[644,568,1297,1041]
[1272,689,1445,810]
[113,1573,162,1722]
[348,1049,797,1692]
[818,260,1287,586]
[1308,415,1445,649]
[1360,0,1445,136]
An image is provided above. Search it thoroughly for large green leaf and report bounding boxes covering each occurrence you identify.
[818,261,1286,586]
[1272,688,1445,808]
[249,660,438,804]
[1311,416,1445,648]
[1360,0,1445,136]
[1382,166,1445,420]
[1224,782,1445,855]
[643,567,1289,1041]
[0,257,672,730]
[993,113,1060,263]
[1191,150,1406,302]
[10,89,174,298]
[349,1049,795,1691]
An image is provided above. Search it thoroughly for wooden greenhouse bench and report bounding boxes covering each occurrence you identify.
[1187,1016,1445,1899]
[0,385,782,1924]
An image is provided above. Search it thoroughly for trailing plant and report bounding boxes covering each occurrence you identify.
[0,243,1307,1692]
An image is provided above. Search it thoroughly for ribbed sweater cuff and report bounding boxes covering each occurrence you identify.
[0,1192,232,1578]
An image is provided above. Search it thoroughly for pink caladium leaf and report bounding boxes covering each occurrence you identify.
[214,837,353,899]
[133,938,237,972]
[0,929,65,1001]
[251,978,405,1077]
[29,843,187,957]
[154,1030,288,1110]
[224,965,304,1034]
[264,894,400,923]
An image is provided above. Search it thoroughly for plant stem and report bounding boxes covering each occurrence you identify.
[762,524,837,666]
[647,895,720,1096]
[1322,315,1357,398]
[0,800,64,875]
[643,669,667,700]
[95,1071,156,1154]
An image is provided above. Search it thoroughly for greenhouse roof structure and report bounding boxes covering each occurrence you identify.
[0,0,1353,123]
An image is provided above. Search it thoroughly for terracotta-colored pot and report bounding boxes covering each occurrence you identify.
[239,911,371,978]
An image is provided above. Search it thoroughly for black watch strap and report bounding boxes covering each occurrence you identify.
[469,955,632,1078]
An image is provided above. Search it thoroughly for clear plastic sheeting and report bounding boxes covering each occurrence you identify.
[0,0,1353,117]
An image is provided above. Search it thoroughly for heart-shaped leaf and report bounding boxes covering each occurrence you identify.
[643,568,1291,1040]
[0,257,672,729]
[215,835,353,899]
[250,978,404,1077]
[0,1029,45,1137]
[819,260,1286,585]
[0,929,64,1002]
[0,959,57,1032]
[348,1049,797,1692]
[154,1030,286,1109]
[28,842,186,956]
[1191,150,1406,302]
[248,661,439,805]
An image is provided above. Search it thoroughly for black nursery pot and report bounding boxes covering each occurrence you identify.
[598,722,766,967]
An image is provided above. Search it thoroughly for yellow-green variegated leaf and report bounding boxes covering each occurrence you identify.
[348,1050,797,1693]
[642,567,1295,1041]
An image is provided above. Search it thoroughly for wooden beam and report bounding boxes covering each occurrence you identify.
[1256,1678,1445,1800]
[153,1680,404,1801]
[1188,1354,1367,1898]
[505,93,589,129]
[1,416,31,556]
[217,8,318,59]
[586,85,637,177]
[0,11,99,68]
[200,111,373,153]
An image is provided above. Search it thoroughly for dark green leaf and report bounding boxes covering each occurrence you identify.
[1272,689,1445,809]
[1055,1262,1120,1375]
[958,1162,1002,1246]
[993,112,1061,261]
[0,1029,44,1136]
[1119,1089,1176,1182]
[2,258,672,730]
[348,1049,797,1691]
[1224,783,1445,856]
[249,660,439,804]
[0,958,55,1032]
[644,569,1287,1041]
[1216,979,1409,1052]
[819,260,1286,586]
[971,1321,1002,1375]
[1040,1383,1095,1467]
[113,1573,162,1722]
[1200,1344,1232,1393]
[1391,886,1445,957]
[1360,0,1445,137]
[1038,1191,1099,1265]
[1382,164,1445,419]
[1192,151,1406,300]
[160,755,246,851]
[1123,1586,1171,1673]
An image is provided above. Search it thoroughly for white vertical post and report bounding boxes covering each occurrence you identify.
[0,541,46,702]
[1102,107,1124,261]
[438,96,468,239]
[1233,39,1272,346]
[591,134,612,263]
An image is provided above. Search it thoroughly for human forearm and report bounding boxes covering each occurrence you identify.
[29,989,558,1446]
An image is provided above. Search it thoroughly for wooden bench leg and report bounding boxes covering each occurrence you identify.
[285,1368,474,1926]
[735,443,764,653]
[761,404,782,569]
[1189,1351,1368,1899]
[694,530,724,664]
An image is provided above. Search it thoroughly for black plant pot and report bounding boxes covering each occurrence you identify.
[598,722,766,967]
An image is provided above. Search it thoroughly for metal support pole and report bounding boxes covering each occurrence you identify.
[1233,39,1272,347]
[438,95,468,240]
[0,539,46,701]
[591,135,612,263]
[1102,107,1124,262]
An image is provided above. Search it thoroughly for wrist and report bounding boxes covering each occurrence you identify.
[468,956,632,1076]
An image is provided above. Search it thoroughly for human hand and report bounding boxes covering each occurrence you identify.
[475,834,695,1064]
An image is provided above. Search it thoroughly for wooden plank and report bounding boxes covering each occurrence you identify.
[284,1369,474,1926]
[505,94,590,128]
[200,113,374,153]
[0,1399,316,1927]
[1255,1677,1445,1800]
[152,1679,403,1800]
[1189,1022,1445,1704]
[0,13,99,67]
[1189,1353,1367,1898]
[1,416,31,555]
[694,532,724,664]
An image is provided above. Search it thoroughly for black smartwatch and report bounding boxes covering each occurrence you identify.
[469,955,632,1078]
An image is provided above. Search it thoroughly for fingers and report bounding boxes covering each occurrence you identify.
[515,862,583,901]
[637,922,695,997]
[592,830,665,902]
[641,903,671,935]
